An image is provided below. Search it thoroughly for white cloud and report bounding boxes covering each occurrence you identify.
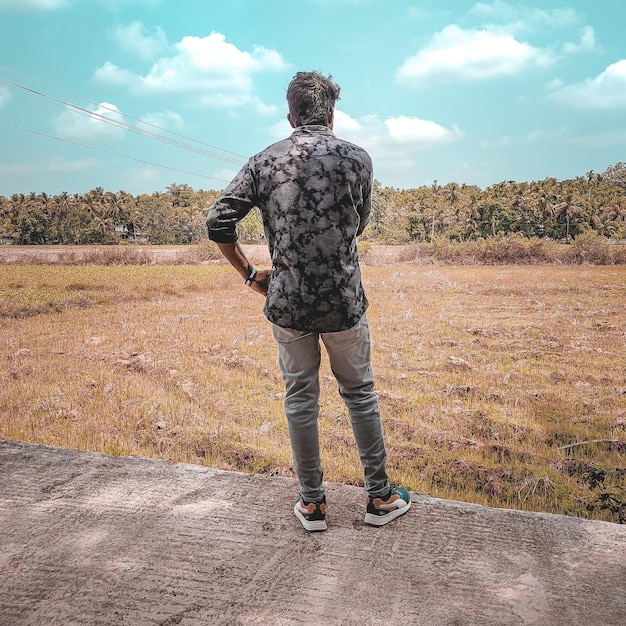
[0,0,67,10]
[140,110,184,131]
[93,62,136,86]
[334,109,363,134]
[265,106,461,184]
[471,0,517,19]
[335,111,462,185]
[265,109,461,187]
[249,96,279,117]
[396,0,597,83]
[94,32,288,112]
[549,60,626,109]
[268,117,292,140]
[0,85,11,108]
[467,2,596,60]
[268,109,460,151]
[385,116,460,144]
[470,1,580,32]
[561,26,596,56]
[396,25,552,84]
[53,102,127,140]
[108,21,168,59]
[211,168,239,184]
[546,77,564,91]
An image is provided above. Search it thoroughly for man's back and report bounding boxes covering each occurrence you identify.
[210,124,373,332]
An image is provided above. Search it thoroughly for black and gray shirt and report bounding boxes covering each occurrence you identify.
[207,125,372,333]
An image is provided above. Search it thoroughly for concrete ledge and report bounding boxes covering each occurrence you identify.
[1,439,625,625]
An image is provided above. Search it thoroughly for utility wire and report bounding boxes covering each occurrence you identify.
[0,76,246,166]
[0,121,232,184]
[0,65,247,162]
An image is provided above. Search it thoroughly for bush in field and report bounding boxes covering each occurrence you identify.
[476,235,559,264]
[566,232,625,265]
[412,234,626,265]
[179,240,223,263]
[78,247,154,265]
[419,235,561,265]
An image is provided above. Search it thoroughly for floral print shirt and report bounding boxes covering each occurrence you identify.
[207,125,372,332]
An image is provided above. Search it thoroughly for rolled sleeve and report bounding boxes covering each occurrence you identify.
[356,177,373,237]
[206,162,257,243]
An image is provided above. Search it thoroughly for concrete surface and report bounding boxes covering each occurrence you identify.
[1,439,625,626]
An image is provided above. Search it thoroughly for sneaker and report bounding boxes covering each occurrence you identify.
[364,486,411,526]
[294,495,328,532]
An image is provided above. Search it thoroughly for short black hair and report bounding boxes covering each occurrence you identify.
[286,71,341,127]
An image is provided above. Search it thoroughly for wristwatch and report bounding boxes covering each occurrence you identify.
[245,266,258,286]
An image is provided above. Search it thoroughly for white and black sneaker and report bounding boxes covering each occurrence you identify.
[294,495,328,532]
[364,487,411,526]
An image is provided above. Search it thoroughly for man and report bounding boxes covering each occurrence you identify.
[206,71,410,531]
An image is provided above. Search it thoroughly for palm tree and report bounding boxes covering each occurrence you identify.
[37,192,56,243]
[594,199,626,239]
[428,180,443,241]
[552,192,583,241]
[84,187,115,242]
[55,192,73,243]
[441,182,466,239]
[525,185,555,238]
[369,180,388,239]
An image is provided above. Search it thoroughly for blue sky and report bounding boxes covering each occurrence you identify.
[0,0,625,196]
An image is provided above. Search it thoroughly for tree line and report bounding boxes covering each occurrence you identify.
[1,164,625,246]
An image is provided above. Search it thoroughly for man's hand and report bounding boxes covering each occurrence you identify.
[215,241,272,297]
[251,268,272,296]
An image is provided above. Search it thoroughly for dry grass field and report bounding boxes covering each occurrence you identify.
[1,245,625,522]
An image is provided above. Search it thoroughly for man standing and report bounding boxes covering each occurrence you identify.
[206,71,410,531]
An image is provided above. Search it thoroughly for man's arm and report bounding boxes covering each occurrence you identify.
[206,163,271,296]
[356,176,373,236]
[216,242,271,297]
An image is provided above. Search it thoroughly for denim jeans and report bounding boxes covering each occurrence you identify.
[272,314,389,503]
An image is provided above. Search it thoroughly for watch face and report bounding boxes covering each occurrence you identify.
[246,268,257,285]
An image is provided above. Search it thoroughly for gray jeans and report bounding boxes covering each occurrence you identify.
[272,315,389,502]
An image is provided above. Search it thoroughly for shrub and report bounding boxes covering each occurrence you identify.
[566,232,616,265]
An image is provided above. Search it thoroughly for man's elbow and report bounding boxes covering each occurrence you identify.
[207,227,238,244]
[205,212,232,243]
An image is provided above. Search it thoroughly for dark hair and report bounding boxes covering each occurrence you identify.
[286,71,341,127]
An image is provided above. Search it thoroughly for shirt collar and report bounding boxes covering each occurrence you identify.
[291,125,334,137]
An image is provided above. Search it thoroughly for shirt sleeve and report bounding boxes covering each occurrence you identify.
[206,161,257,244]
[356,166,373,237]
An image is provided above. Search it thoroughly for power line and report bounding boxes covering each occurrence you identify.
[0,121,231,184]
[0,64,248,165]
[0,76,247,167]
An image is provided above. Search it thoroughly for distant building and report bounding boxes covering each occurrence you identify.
[114,225,149,244]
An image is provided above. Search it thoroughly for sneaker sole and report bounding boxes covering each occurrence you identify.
[294,504,328,532]
[364,499,411,527]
